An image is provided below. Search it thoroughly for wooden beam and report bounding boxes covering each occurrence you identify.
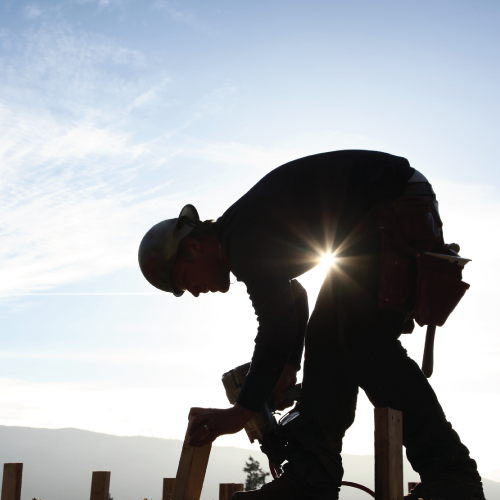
[163,478,176,500]
[219,483,244,500]
[90,471,111,500]
[374,408,403,500]
[1,463,23,500]
[171,408,212,500]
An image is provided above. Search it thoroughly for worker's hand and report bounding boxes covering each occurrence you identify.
[272,363,298,411]
[188,404,256,448]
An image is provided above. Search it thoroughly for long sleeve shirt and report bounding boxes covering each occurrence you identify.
[212,150,414,411]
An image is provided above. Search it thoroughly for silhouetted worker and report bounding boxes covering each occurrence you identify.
[138,150,485,500]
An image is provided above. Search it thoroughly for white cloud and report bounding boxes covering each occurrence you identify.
[0,100,179,295]
[0,96,305,297]
[152,1,213,33]
[0,20,145,116]
[23,4,42,20]
[128,77,171,110]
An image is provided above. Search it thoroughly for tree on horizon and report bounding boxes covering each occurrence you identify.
[243,456,270,491]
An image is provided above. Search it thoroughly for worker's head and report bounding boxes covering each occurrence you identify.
[172,222,231,297]
[138,204,231,297]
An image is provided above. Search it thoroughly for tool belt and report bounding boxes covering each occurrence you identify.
[378,183,470,328]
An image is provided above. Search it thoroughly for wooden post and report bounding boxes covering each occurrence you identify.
[219,483,244,500]
[163,478,176,500]
[90,471,111,500]
[1,463,23,500]
[374,408,403,500]
[171,408,213,500]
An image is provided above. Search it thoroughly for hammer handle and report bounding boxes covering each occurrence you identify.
[422,325,436,378]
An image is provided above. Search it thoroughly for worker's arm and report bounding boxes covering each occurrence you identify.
[273,279,308,410]
[228,231,309,412]
[188,404,256,447]
[188,270,308,447]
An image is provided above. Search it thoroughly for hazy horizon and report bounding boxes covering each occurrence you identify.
[1,424,499,500]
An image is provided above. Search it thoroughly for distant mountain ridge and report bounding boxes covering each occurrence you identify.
[0,425,497,500]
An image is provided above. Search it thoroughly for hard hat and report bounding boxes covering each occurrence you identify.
[138,204,200,296]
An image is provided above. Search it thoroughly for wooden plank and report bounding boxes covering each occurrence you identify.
[219,483,244,500]
[1,463,23,500]
[163,478,176,500]
[90,471,111,500]
[171,408,213,500]
[374,408,403,500]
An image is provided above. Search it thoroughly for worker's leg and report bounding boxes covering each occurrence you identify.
[285,227,483,499]
[357,340,482,481]
[280,264,359,498]
[333,230,482,485]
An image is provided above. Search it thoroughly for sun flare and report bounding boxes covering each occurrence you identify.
[297,253,337,309]
[319,253,335,269]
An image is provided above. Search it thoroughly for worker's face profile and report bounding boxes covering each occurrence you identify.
[172,246,230,297]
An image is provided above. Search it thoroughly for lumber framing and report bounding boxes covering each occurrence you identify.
[374,408,403,500]
[90,471,111,500]
[163,477,176,500]
[219,483,244,500]
[1,463,23,500]
[171,407,212,500]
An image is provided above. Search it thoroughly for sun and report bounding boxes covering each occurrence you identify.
[296,253,336,308]
[319,253,335,271]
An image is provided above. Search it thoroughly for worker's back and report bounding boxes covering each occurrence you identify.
[214,149,414,280]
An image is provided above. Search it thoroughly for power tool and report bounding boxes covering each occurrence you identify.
[221,361,301,478]
[221,362,375,497]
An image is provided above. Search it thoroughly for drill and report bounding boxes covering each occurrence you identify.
[221,361,301,478]
[222,362,376,497]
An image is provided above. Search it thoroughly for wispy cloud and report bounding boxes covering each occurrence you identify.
[128,77,171,110]
[0,101,176,295]
[0,19,303,297]
[152,1,214,33]
[0,19,145,118]
[0,21,181,296]
[23,4,42,20]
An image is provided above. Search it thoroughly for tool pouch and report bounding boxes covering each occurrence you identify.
[378,195,443,314]
[414,253,470,327]
[378,194,470,327]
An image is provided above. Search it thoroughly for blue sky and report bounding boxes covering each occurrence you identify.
[1,0,499,483]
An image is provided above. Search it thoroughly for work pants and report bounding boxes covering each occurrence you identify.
[283,207,481,498]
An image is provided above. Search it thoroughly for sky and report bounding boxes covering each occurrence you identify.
[1,0,500,483]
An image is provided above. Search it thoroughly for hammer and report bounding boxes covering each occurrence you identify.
[421,243,465,378]
[422,325,436,378]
